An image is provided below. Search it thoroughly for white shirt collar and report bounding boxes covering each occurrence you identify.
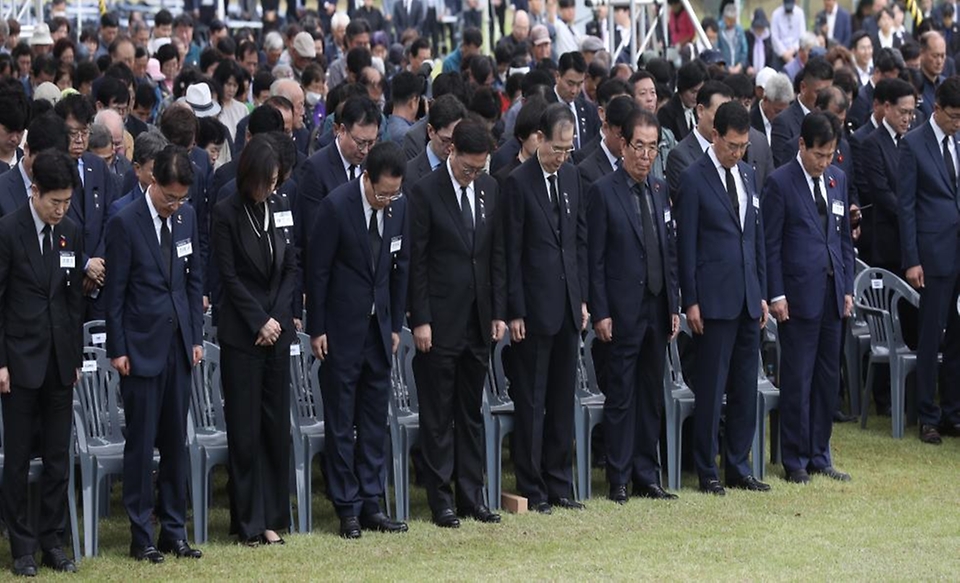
[28,196,46,237]
[796,152,827,202]
[18,161,32,195]
[335,136,354,178]
[931,116,951,145]
[799,100,811,116]
[882,118,899,142]
[707,146,746,226]
[693,128,712,153]
[600,139,619,169]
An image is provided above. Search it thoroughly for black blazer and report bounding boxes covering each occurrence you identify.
[750,101,766,137]
[658,93,692,142]
[401,118,429,161]
[297,140,350,246]
[405,149,434,191]
[0,204,85,388]
[393,0,424,35]
[67,151,118,264]
[862,125,902,267]
[577,141,615,192]
[0,163,29,218]
[665,131,706,201]
[493,156,521,189]
[0,148,24,176]
[770,100,806,168]
[571,134,600,165]
[211,192,300,350]
[490,138,520,176]
[408,167,506,349]
[504,157,588,335]
[848,81,874,129]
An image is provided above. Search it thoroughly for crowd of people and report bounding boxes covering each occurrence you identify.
[0,0,959,577]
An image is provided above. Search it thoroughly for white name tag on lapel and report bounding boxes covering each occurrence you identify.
[753,195,760,209]
[831,200,845,216]
[274,211,294,228]
[176,240,193,258]
[663,209,671,223]
[390,235,402,253]
[82,360,97,372]
[59,251,75,269]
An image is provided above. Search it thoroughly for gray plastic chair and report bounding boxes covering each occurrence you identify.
[387,328,419,522]
[574,328,604,501]
[843,258,872,416]
[202,312,218,344]
[854,268,920,438]
[663,315,695,491]
[82,320,107,348]
[186,341,228,544]
[73,346,137,557]
[483,335,515,510]
[289,332,324,533]
[753,318,781,480]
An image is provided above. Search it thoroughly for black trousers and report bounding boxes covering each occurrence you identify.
[603,291,668,487]
[121,333,190,548]
[221,342,291,539]
[915,273,960,426]
[320,318,391,518]
[413,311,488,515]
[509,312,578,503]
[0,350,73,558]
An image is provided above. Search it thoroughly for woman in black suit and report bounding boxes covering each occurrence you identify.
[212,133,299,546]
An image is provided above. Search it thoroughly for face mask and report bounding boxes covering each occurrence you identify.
[306,91,323,106]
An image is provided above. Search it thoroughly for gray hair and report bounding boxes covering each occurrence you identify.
[764,72,794,104]
[331,12,350,30]
[264,31,284,52]
[88,123,112,150]
[799,31,820,51]
[132,129,169,166]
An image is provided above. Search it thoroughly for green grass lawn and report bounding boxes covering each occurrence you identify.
[11,417,960,581]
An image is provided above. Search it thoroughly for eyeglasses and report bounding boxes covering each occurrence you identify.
[374,186,404,202]
[459,161,486,178]
[717,135,751,153]
[67,127,90,142]
[626,141,659,157]
[346,130,376,152]
[550,145,575,156]
[158,186,190,208]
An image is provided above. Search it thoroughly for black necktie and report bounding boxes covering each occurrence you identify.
[724,166,740,226]
[160,217,172,277]
[813,177,828,236]
[635,183,663,296]
[348,164,357,180]
[460,185,474,248]
[41,224,54,280]
[944,135,957,190]
[369,208,381,272]
[547,174,561,234]
[895,133,902,146]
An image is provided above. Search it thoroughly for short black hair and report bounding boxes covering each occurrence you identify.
[264,95,294,115]
[76,61,100,88]
[265,131,298,181]
[522,68,555,97]
[468,86,501,121]
[100,12,119,28]
[936,75,960,109]
[237,134,278,200]
[800,110,841,149]
[605,95,639,129]
[714,101,750,136]
[159,106,198,148]
[722,73,754,101]
[391,70,423,103]
[253,71,275,95]
[134,83,158,110]
[621,108,660,144]
[515,96,547,140]
[468,56,494,85]
[173,12,194,28]
[800,57,835,85]
[156,43,179,66]
[249,104,285,135]
[32,54,57,79]
[452,118,494,155]
[409,37,431,57]
[849,30,871,50]
[696,80,734,107]
[899,40,921,62]
[302,62,325,87]
[345,18,371,40]
[199,47,222,73]
[557,51,587,75]
[54,94,95,125]
[882,77,917,104]
[26,113,68,154]
[0,95,27,133]
[596,77,631,107]
[339,95,381,129]
[32,148,79,194]
[462,27,483,48]
[197,116,227,148]
[346,47,373,77]
[428,93,466,131]
[365,141,406,183]
[676,59,708,92]
[154,9,174,27]
[432,72,467,103]
[539,102,576,140]
[875,47,904,74]
[95,75,130,107]
[104,61,134,87]
[153,144,195,187]
[237,40,259,60]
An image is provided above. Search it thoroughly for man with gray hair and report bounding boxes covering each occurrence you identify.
[783,31,822,82]
[94,108,133,188]
[751,72,793,146]
[106,130,169,222]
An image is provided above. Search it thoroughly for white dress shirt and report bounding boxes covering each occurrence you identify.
[335,136,358,180]
[759,103,773,145]
[693,128,712,153]
[359,178,384,237]
[446,158,475,224]
[707,146,746,228]
[145,186,167,245]
[826,6,837,40]
[28,198,49,253]
[600,139,619,169]
[931,116,957,184]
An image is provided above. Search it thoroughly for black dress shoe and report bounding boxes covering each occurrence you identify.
[464,505,501,523]
[237,535,261,547]
[12,555,37,577]
[784,469,810,484]
[938,421,960,437]
[531,501,553,514]
[810,466,851,482]
[634,483,679,500]
[727,475,771,492]
[360,512,408,533]
[129,545,164,563]
[41,547,76,572]
[608,484,628,504]
[920,424,942,444]
[548,497,585,510]
[698,479,726,496]
[339,516,362,539]
[262,533,285,545]
[833,410,857,423]
[157,538,202,558]
[432,508,460,529]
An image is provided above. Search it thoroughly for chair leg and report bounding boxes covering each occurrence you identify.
[844,334,862,416]
[400,443,412,522]
[491,430,505,510]
[861,361,876,429]
[190,456,205,545]
[574,406,587,502]
[483,418,497,510]
[666,411,680,491]
[68,458,81,563]
[753,398,766,481]
[891,358,904,439]
[90,471,101,558]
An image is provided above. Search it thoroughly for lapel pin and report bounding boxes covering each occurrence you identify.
[828,177,836,189]
[387,205,393,219]
[176,213,183,225]
[479,190,486,223]
[563,192,571,216]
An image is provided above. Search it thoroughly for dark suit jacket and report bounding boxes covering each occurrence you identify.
[493,156,521,189]
[504,157,588,335]
[898,121,960,275]
[776,134,859,206]
[106,184,146,225]
[0,148,24,176]
[577,140,615,192]
[818,7,852,47]
[0,204,84,388]
[110,155,135,196]
[862,125,902,267]
[298,140,350,246]
[549,94,602,147]
[210,158,238,213]
[0,164,29,218]
[405,149,435,191]
[125,114,149,138]
[750,101,766,137]
[306,180,410,367]
[848,81,874,129]
[677,155,765,320]
[408,167,506,349]
[211,192,299,350]
[770,100,806,168]
[586,168,680,329]
[490,138,520,176]
[761,159,855,320]
[401,118,429,161]
[744,128,774,189]
[104,195,204,377]
[68,152,118,265]
[658,93,692,142]
[665,130,707,201]
[393,0,424,35]
[571,133,599,165]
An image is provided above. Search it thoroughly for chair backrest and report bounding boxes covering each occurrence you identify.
[290,332,323,424]
[855,257,869,276]
[762,317,780,386]
[394,327,420,415]
[488,335,513,408]
[189,341,227,433]
[854,267,917,352]
[577,328,602,398]
[73,346,124,444]
[203,312,218,345]
[83,320,107,348]
[663,314,693,410]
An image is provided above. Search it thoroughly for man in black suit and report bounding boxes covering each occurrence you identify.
[665,81,734,201]
[493,96,550,188]
[408,119,507,528]
[504,104,588,514]
[392,0,423,37]
[848,48,904,130]
[587,109,681,503]
[657,60,707,142]
[405,95,465,190]
[578,95,636,191]
[0,114,70,219]
[298,96,380,247]
[308,143,411,538]
[570,78,631,166]
[770,57,834,167]
[550,52,601,150]
[0,95,25,176]
[0,150,84,577]
[750,71,793,146]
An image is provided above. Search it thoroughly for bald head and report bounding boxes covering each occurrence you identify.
[271,78,306,130]
[513,10,530,41]
[94,108,125,153]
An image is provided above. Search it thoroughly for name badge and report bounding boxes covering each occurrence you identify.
[274,210,294,228]
[81,360,97,373]
[91,332,106,345]
[290,343,301,356]
[831,200,845,216]
[59,251,75,269]
[664,209,672,224]
[390,235,402,253]
[176,239,193,258]
[753,195,760,209]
